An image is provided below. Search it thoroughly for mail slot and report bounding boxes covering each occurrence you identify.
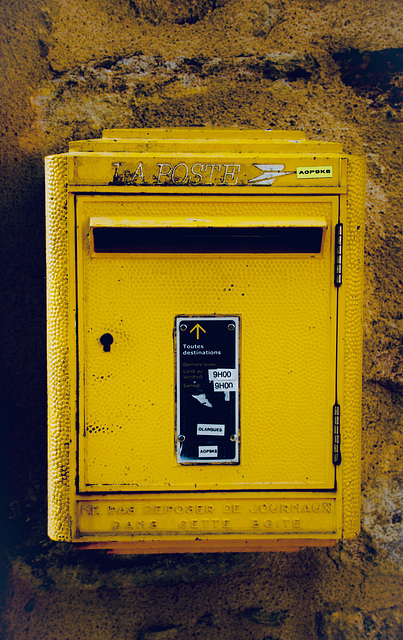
[46,128,365,552]
[91,225,324,253]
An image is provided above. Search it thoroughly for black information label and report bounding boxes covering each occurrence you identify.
[176,316,240,464]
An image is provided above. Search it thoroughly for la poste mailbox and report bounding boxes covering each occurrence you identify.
[46,129,365,552]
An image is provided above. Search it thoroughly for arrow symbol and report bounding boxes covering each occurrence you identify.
[247,164,293,186]
[190,324,206,340]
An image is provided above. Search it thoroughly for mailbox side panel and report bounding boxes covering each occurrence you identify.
[341,155,366,537]
[45,154,74,541]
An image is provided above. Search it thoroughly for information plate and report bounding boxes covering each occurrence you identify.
[176,316,240,464]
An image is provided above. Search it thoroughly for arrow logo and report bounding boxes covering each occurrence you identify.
[247,164,293,186]
[190,324,206,340]
[192,393,213,408]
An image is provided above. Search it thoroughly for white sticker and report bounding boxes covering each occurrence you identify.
[199,446,218,458]
[213,380,238,392]
[296,165,333,179]
[197,424,225,436]
[208,368,237,381]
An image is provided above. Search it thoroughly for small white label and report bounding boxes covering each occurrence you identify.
[199,446,218,457]
[197,424,225,436]
[213,380,238,392]
[208,368,237,381]
[296,165,333,179]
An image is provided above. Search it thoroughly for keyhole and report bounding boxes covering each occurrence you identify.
[100,333,114,352]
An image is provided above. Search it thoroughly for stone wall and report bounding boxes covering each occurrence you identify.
[0,1,402,638]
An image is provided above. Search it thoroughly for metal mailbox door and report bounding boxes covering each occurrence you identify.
[76,195,338,493]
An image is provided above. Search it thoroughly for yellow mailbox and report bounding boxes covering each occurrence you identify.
[46,129,365,552]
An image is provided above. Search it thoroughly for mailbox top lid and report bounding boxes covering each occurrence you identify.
[51,129,360,190]
[101,128,307,140]
[68,128,344,155]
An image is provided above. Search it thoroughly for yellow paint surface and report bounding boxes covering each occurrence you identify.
[77,196,337,492]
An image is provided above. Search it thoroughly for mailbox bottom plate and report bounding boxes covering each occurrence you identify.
[74,492,339,545]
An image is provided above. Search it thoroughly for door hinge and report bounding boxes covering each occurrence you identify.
[332,403,341,465]
[335,223,343,287]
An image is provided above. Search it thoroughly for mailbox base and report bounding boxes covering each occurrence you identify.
[74,539,337,554]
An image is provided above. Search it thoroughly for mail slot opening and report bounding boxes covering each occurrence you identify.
[92,226,324,254]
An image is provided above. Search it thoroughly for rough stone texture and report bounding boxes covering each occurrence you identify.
[0,0,402,638]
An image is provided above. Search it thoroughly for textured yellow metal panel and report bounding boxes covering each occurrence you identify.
[77,196,337,492]
[339,156,366,537]
[45,154,72,541]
